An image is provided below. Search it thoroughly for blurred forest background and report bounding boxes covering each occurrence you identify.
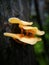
[0,0,49,65]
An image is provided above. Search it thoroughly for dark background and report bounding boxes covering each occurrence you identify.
[0,0,49,65]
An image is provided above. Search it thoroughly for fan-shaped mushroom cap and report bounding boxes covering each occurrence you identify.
[19,25,45,35]
[3,32,42,45]
[8,17,20,24]
[19,25,38,30]
[20,20,33,25]
[36,30,45,35]
[8,17,33,25]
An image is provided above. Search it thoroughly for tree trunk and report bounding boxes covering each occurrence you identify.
[0,0,38,65]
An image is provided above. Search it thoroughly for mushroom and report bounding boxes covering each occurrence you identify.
[8,17,33,34]
[19,25,45,36]
[3,17,45,45]
[4,33,24,39]
[4,32,42,45]
[8,17,33,25]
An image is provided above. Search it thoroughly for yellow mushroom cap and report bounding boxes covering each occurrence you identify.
[36,30,45,35]
[8,17,33,25]
[19,25,45,36]
[8,17,20,24]
[20,20,33,25]
[3,32,42,45]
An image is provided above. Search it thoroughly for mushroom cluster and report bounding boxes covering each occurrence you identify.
[4,17,45,45]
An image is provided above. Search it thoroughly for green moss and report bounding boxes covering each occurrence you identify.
[34,41,44,54]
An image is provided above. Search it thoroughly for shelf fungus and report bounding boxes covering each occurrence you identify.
[8,17,33,25]
[4,17,45,45]
[19,25,45,36]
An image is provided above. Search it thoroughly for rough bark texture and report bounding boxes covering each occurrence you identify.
[0,0,38,65]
